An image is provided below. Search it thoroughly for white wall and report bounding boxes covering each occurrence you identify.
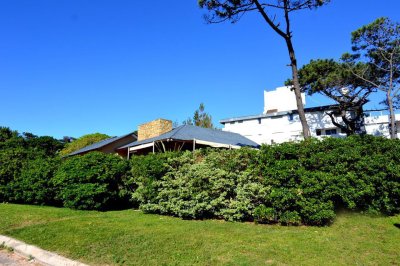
[264,86,306,113]
[364,112,400,138]
[223,110,342,145]
[223,111,400,145]
[223,87,400,145]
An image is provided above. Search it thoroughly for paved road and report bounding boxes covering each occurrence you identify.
[0,250,41,266]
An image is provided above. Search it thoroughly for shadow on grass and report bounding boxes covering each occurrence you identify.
[394,223,400,229]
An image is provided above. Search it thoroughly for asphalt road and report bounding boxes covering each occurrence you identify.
[0,250,40,266]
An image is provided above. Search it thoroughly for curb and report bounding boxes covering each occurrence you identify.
[0,235,88,266]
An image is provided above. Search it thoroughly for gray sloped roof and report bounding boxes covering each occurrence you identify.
[119,125,260,149]
[67,132,137,156]
[220,104,340,124]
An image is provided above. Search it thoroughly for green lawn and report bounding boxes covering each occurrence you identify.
[0,204,399,265]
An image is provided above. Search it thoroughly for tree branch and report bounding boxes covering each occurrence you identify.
[253,0,287,39]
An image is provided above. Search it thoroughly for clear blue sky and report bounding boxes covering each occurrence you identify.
[1,0,399,138]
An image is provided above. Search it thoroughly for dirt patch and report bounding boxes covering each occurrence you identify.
[0,250,41,266]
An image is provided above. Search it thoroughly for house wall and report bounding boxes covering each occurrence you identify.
[101,135,137,157]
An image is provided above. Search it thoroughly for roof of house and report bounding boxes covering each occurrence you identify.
[220,104,340,124]
[67,132,137,156]
[119,125,260,149]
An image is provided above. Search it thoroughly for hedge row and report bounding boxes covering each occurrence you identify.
[128,135,400,225]
[1,133,400,225]
[0,127,130,210]
[0,150,130,210]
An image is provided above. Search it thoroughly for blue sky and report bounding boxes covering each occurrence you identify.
[1,0,399,138]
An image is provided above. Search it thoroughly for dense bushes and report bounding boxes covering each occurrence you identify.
[0,128,130,210]
[129,152,179,207]
[1,125,399,226]
[259,136,400,216]
[11,157,60,205]
[129,148,334,225]
[53,152,130,210]
[128,135,400,225]
[0,128,62,203]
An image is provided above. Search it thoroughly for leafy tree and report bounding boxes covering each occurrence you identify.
[60,133,110,156]
[0,127,18,142]
[198,0,330,139]
[22,132,37,140]
[61,136,76,144]
[26,136,64,156]
[0,127,63,156]
[343,17,400,139]
[183,103,214,128]
[295,59,375,135]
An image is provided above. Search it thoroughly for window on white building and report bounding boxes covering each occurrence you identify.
[316,129,322,136]
[325,129,337,135]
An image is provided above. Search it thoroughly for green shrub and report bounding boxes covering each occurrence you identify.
[298,199,336,226]
[129,136,400,226]
[154,154,236,219]
[11,157,60,205]
[0,145,27,202]
[53,152,129,210]
[0,128,63,203]
[128,152,180,207]
[138,149,262,221]
[220,171,269,221]
[257,135,400,221]
[253,205,276,224]
[0,139,47,202]
[279,211,302,226]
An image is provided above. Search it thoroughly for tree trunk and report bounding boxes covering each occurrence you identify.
[254,0,311,139]
[387,92,397,139]
[326,112,352,136]
[285,38,311,139]
[252,0,310,139]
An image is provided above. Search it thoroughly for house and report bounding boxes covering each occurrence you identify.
[117,118,259,158]
[67,132,137,157]
[221,86,400,145]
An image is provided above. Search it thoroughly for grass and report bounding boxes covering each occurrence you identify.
[0,204,399,265]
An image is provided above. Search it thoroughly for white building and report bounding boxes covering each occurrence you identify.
[221,86,400,145]
[364,110,400,138]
